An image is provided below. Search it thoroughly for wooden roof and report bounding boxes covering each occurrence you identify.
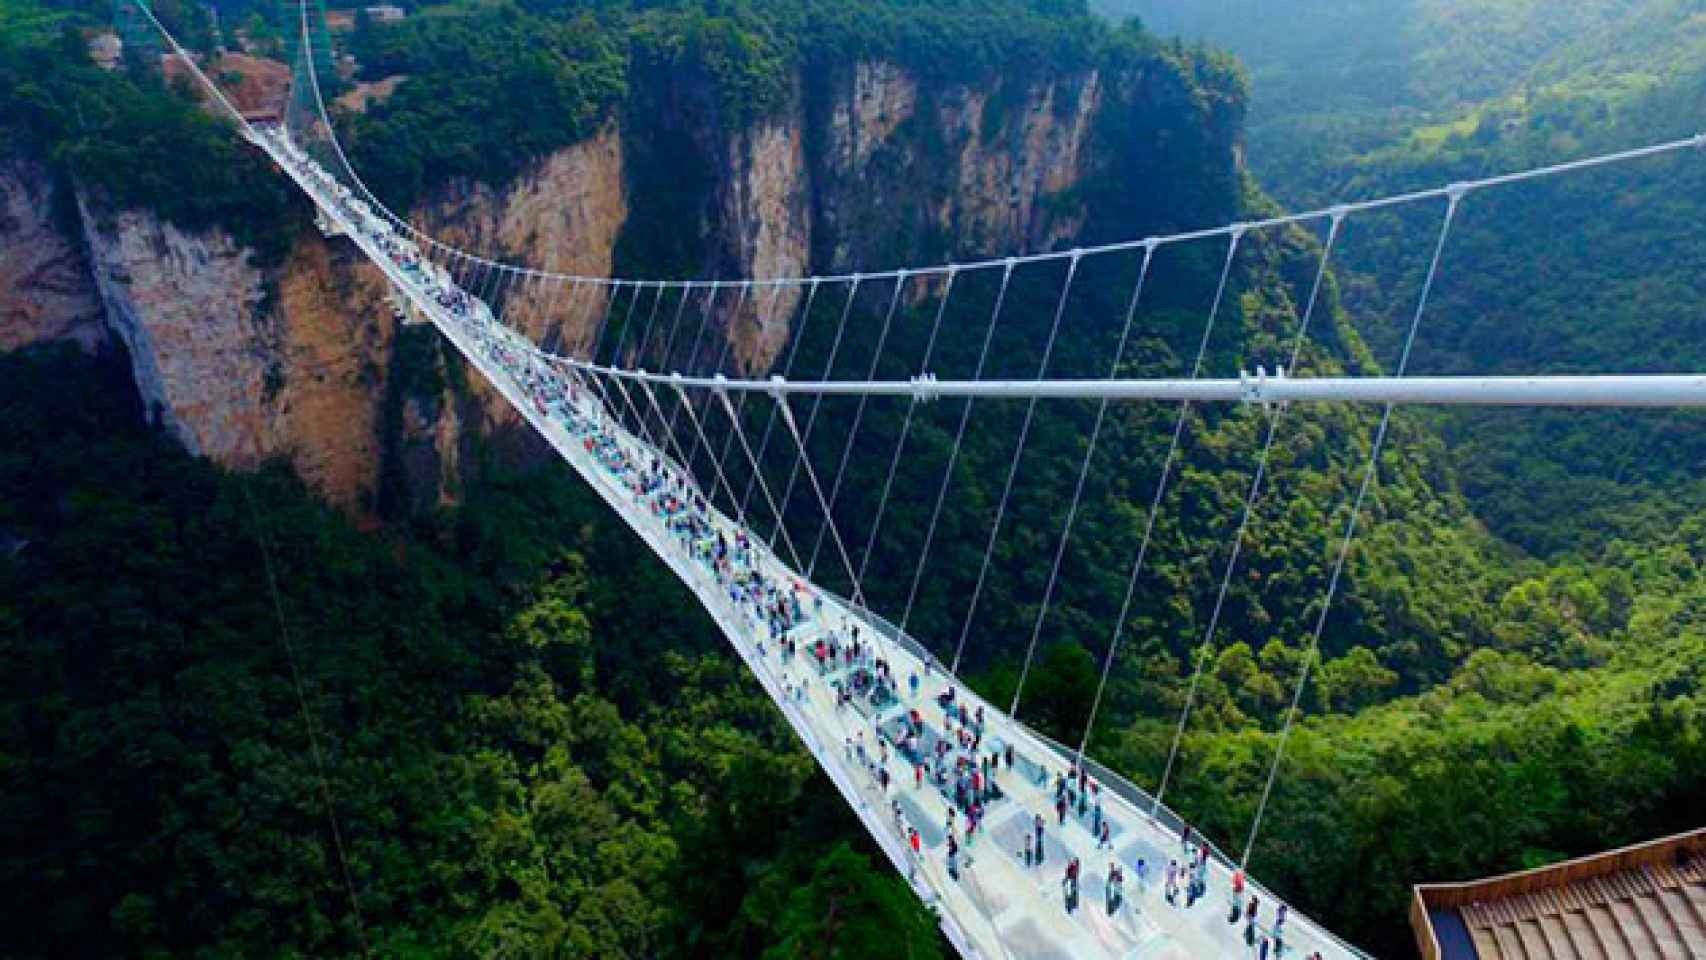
[1412,828,1706,960]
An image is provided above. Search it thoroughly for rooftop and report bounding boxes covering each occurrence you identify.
[1412,827,1706,959]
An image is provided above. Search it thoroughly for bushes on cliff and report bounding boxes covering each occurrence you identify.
[0,13,300,263]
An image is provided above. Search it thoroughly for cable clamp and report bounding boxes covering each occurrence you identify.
[1240,367,1269,407]
[711,373,729,397]
[1328,204,1351,224]
[1446,181,1472,201]
[768,375,787,401]
[1694,132,1706,150]
[1230,222,1249,240]
[911,373,940,403]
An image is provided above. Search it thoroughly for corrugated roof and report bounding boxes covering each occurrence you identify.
[1413,828,1706,960]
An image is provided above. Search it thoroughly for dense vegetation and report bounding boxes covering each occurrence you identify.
[0,0,301,261]
[1090,0,1706,556]
[6,0,1704,956]
[339,0,1237,211]
[0,345,939,957]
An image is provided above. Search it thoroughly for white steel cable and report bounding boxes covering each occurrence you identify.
[739,279,823,526]
[851,269,959,610]
[710,283,787,522]
[771,279,862,550]
[1139,230,1248,818]
[713,388,806,574]
[1240,188,1464,871]
[1010,243,1156,721]
[691,282,752,508]
[897,262,1016,649]
[806,273,911,576]
[951,252,1084,677]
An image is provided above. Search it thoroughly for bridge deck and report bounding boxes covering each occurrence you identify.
[250,123,1369,960]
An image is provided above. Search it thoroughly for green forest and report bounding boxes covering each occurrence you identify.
[4,0,1705,957]
[0,345,942,958]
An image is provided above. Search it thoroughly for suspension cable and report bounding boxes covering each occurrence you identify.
[739,279,823,525]
[713,387,806,573]
[774,395,885,662]
[665,283,724,442]
[771,279,862,550]
[951,253,1083,677]
[268,10,1703,297]
[1011,244,1155,720]
[710,284,788,522]
[852,269,959,613]
[690,282,752,507]
[1240,188,1464,871]
[1065,227,1239,818]
[897,263,1016,652]
[806,273,911,576]
[238,479,371,955]
[672,380,750,530]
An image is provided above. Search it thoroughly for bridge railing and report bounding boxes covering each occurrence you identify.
[835,594,1375,960]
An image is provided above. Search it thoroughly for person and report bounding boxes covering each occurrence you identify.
[1005,743,1015,770]
[947,834,960,881]
[909,827,921,856]
[1259,937,1271,960]
[1023,833,1034,868]
[1034,815,1046,866]
[1056,794,1068,825]
[1165,860,1179,906]
[1245,896,1261,947]
[1063,857,1080,913]
[909,671,919,700]
[1098,820,1111,850]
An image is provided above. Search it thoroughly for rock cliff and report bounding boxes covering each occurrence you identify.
[1,56,1238,518]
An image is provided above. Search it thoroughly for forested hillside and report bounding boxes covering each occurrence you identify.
[1091,0,1706,555]
[3,0,1705,957]
[0,345,941,957]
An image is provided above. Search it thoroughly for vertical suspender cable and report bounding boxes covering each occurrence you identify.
[691,282,752,507]
[666,283,723,442]
[898,261,1015,656]
[772,279,862,549]
[806,273,911,576]
[711,283,787,516]
[714,387,806,573]
[852,268,959,608]
[950,252,1083,678]
[1081,217,1340,783]
[1011,244,1156,720]
[1240,189,1464,871]
[739,279,824,524]
[672,380,750,531]
[775,396,887,663]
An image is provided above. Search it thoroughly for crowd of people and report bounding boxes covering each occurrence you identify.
[261,123,1347,960]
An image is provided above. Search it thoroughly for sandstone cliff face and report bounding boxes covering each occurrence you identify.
[76,193,397,513]
[0,159,106,353]
[814,63,1101,273]
[1,56,1233,520]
